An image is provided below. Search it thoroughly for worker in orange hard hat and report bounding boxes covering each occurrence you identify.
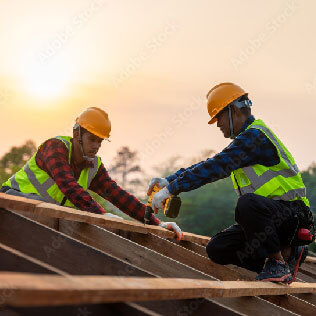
[207,82,252,138]
[147,82,314,283]
[1,107,183,240]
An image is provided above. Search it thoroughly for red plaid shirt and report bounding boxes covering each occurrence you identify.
[35,138,160,225]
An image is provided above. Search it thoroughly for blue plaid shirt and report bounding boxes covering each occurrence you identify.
[166,116,280,195]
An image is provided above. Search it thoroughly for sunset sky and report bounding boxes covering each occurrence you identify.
[1,0,315,176]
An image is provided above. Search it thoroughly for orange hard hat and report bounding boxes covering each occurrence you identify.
[206,83,247,124]
[76,107,111,139]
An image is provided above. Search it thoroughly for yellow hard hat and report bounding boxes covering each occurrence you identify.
[206,83,247,124]
[76,107,111,139]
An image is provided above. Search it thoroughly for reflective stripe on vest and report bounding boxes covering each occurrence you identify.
[24,161,56,204]
[231,120,308,204]
[2,136,101,206]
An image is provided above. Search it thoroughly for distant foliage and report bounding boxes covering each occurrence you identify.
[109,146,144,195]
[0,140,37,184]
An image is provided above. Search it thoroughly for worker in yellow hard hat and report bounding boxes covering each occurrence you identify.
[1,107,183,239]
[147,83,315,283]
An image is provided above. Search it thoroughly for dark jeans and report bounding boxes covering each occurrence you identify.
[206,193,302,273]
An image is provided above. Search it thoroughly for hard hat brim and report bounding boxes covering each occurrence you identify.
[208,117,217,124]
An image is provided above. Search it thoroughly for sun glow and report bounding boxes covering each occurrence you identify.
[22,59,71,100]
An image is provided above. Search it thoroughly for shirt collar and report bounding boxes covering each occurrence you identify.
[239,115,255,134]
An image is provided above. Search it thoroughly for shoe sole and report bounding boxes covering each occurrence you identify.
[257,273,292,283]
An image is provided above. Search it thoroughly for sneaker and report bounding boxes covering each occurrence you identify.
[256,258,292,283]
[287,245,308,284]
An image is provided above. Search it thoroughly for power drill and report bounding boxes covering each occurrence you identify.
[144,185,181,225]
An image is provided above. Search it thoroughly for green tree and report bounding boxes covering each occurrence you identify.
[0,140,37,184]
[109,146,144,195]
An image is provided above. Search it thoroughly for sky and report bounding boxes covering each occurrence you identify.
[0,0,316,176]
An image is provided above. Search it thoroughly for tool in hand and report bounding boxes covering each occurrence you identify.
[144,185,181,225]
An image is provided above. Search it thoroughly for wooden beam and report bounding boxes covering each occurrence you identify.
[0,243,160,316]
[108,228,316,316]
[59,221,316,316]
[0,209,148,277]
[0,210,259,316]
[172,239,208,257]
[6,303,164,316]
[109,228,245,281]
[59,219,236,280]
[0,242,66,275]
[0,273,316,307]
[0,193,210,245]
[306,256,316,264]
[1,197,313,316]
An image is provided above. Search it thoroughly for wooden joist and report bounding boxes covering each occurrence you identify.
[58,219,243,281]
[0,211,230,316]
[0,193,210,246]
[0,273,316,307]
[1,193,316,316]
[306,257,316,264]
[0,209,301,316]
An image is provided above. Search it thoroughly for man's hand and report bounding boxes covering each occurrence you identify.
[159,221,183,241]
[152,187,171,213]
[147,177,169,196]
[105,213,123,220]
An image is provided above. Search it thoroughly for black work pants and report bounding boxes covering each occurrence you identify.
[206,193,300,273]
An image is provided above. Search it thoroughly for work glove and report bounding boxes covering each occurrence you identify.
[152,187,171,213]
[147,177,169,196]
[105,213,123,220]
[159,221,184,241]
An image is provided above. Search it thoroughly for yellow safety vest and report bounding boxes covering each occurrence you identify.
[231,119,309,207]
[2,136,101,207]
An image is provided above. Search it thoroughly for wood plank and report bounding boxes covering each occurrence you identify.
[0,210,258,316]
[0,243,157,316]
[13,208,59,230]
[59,221,316,316]
[34,213,316,316]
[139,297,295,316]
[58,219,215,280]
[1,201,311,316]
[300,263,316,279]
[6,303,163,316]
[0,209,148,277]
[0,193,209,245]
[113,229,316,316]
[3,211,298,316]
[0,273,315,307]
[0,193,41,212]
[135,299,243,316]
[172,239,208,257]
[305,256,316,264]
[0,242,66,276]
[111,229,245,281]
